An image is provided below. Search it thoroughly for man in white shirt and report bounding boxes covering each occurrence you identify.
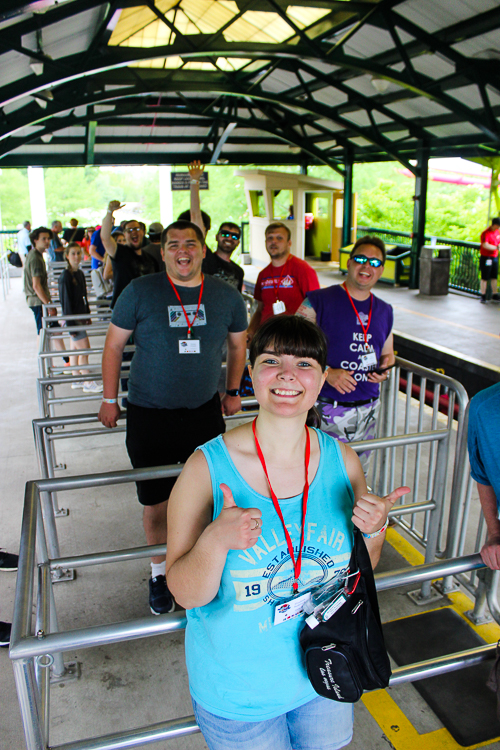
[17,220,31,265]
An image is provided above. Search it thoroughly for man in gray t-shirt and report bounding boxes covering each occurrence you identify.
[98,220,247,615]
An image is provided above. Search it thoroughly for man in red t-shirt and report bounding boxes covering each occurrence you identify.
[479,218,500,303]
[247,222,320,341]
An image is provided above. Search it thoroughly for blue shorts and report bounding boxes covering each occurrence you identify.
[192,696,353,750]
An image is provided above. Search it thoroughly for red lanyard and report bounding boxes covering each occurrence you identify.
[272,259,289,301]
[343,283,373,348]
[167,274,204,338]
[252,418,310,593]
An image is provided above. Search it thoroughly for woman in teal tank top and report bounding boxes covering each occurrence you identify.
[166,316,409,750]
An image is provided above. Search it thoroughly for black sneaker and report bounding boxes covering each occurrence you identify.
[493,294,500,301]
[0,621,11,647]
[149,575,175,615]
[480,295,487,304]
[0,551,18,572]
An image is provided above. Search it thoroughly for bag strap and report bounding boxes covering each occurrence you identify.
[352,527,384,631]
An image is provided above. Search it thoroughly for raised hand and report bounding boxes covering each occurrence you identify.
[108,200,125,213]
[352,486,410,535]
[188,160,205,182]
[214,483,262,551]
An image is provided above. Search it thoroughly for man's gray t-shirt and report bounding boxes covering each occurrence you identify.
[111,273,248,409]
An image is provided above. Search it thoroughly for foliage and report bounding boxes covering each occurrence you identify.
[0,160,491,244]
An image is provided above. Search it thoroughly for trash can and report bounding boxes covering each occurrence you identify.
[419,245,451,296]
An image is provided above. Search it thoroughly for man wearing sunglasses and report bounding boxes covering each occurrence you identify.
[202,223,244,292]
[297,235,394,475]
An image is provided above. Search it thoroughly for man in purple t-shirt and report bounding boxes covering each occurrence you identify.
[297,236,394,474]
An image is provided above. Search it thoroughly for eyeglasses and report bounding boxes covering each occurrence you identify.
[124,226,142,233]
[352,254,384,268]
[220,231,240,241]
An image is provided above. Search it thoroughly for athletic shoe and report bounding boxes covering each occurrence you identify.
[480,295,487,304]
[71,382,85,389]
[149,575,175,615]
[493,294,500,302]
[82,381,103,393]
[0,551,18,572]
[0,622,11,648]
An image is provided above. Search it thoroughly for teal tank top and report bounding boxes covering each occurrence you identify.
[186,428,354,721]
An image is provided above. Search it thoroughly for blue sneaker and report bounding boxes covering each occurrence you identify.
[149,575,175,615]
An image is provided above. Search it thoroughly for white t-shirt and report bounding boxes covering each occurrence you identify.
[17,227,31,256]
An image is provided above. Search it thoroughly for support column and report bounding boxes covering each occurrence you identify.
[28,167,47,228]
[342,157,353,247]
[300,162,308,175]
[410,146,429,289]
[159,165,173,228]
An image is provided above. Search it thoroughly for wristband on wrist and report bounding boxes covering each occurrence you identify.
[190,179,200,184]
[102,397,118,404]
[225,388,240,397]
[362,519,388,539]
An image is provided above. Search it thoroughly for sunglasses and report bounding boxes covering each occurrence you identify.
[220,231,240,241]
[352,254,384,268]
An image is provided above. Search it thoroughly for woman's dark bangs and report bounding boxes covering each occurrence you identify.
[251,316,327,370]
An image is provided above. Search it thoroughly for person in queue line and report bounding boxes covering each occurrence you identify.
[16,220,31,265]
[247,222,320,343]
[62,218,85,245]
[165,315,409,750]
[297,236,394,476]
[187,161,244,292]
[143,222,165,272]
[101,202,159,307]
[23,226,66,359]
[89,225,106,269]
[47,220,64,262]
[98,220,248,615]
[58,243,103,394]
[0,549,19,648]
[467,383,500,570]
[479,217,500,304]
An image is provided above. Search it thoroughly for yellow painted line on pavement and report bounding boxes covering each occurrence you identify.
[394,306,500,339]
[363,529,500,749]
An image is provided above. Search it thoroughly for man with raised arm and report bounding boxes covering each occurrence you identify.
[246,222,320,341]
[297,235,394,475]
[98,220,248,615]
[467,384,500,569]
[100,201,158,307]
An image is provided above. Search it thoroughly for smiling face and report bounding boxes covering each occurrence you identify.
[123,221,144,250]
[250,350,327,418]
[216,225,240,258]
[66,245,83,270]
[265,228,291,265]
[161,227,205,286]
[346,243,385,295]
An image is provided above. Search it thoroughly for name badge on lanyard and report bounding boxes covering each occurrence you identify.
[360,351,377,367]
[273,300,286,315]
[179,339,200,354]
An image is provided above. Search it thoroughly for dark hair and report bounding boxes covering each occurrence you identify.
[217,222,240,237]
[265,221,291,242]
[29,226,52,245]
[161,220,205,248]
[177,209,211,233]
[492,218,500,226]
[350,235,386,264]
[122,219,144,231]
[249,316,327,428]
[63,242,81,267]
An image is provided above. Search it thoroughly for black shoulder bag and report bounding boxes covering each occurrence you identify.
[300,527,391,703]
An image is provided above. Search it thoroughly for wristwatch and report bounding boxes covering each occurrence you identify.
[225,388,240,397]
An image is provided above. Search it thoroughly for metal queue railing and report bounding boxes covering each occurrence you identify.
[10,465,494,750]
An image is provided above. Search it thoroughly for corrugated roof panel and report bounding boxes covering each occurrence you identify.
[395,0,498,34]
[452,29,500,58]
[487,86,500,107]
[371,111,395,125]
[109,6,173,46]
[385,97,451,118]
[97,125,208,137]
[15,125,44,137]
[260,70,301,93]
[179,0,239,34]
[344,74,405,97]
[50,127,86,137]
[348,136,372,147]
[384,130,409,141]
[222,143,290,152]
[0,51,31,88]
[215,57,252,71]
[312,61,340,76]
[95,142,201,153]
[235,128,276,138]
[447,84,483,110]
[425,122,483,137]
[12,144,85,154]
[3,96,33,115]
[287,7,331,28]
[21,7,104,61]
[342,110,372,128]
[315,118,345,133]
[317,140,337,150]
[343,25,396,60]
[312,87,348,107]
[410,53,456,80]
[223,11,294,43]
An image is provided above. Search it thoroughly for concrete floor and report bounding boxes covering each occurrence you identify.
[2,270,500,750]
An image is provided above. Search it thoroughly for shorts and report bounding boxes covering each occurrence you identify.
[480,255,498,281]
[69,329,88,342]
[318,398,380,476]
[125,393,226,506]
[192,696,353,750]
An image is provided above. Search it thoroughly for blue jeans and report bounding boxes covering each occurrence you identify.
[192,696,353,750]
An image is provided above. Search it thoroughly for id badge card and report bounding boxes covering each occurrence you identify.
[274,591,311,625]
[273,300,286,315]
[486,259,493,266]
[179,339,200,354]
[360,351,377,367]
